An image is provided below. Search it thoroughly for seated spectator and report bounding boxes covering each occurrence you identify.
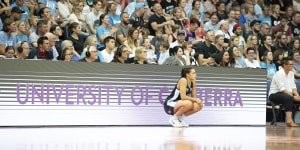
[11,0,30,22]
[204,13,220,32]
[182,41,195,66]
[151,28,164,54]
[214,35,225,53]
[116,12,130,46]
[164,46,186,66]
[186,10,205,40]
[258,35,276,61]
[124,0,144,16]
[28,36,53,60]
[291,50,300,74]
[28,16,39,33]
[142,38,156,64]
[133,46,148,64]
[272,15,292,44]
[100,36,115,63]
[260,51,277,80]
[61,40,80,61]
[96,14,118,50]
[290,38,300,52]
[79,45,99,62]
[215,19,231,48]
[274,33,291,57]
[273,50,284,71]
[57,0,72,21]
[38,0,62,22]
[85,0,103,35]
[39,7,58,26]
[228,46,246,68]
[15,41,30,59]
[188,0,205,23]
[270,4,280,26]
[4,46,15,59]
[244,47,261,68]
[68,22,85,55]
[245,35,259,61]
[148,3,172,36]
[195,30,217,65]
[124,27,140,59]
[171,7,184,29]
[81,35,98,58]
[106,2,121,26]
[50,25,63,55]
[0,18,17,56]
[61,47,73,61]
[68,1,87,32]
[15,21,30,44]
[170,29,186,48]
[184,18,201,45]
[10,6,24,22]
[111,45,130,63]
[212,50,230,67]
[45,32,59,60]
[158,41,170,65]
[29,20,49,48]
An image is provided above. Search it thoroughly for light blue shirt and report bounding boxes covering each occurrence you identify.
[38,0,58,17]
[204,21,220,32]
[0,19,2,31]
[16,34,29,43]
[11,3,30,21]
[234,57,246,68]
[0,31,17,47]
[96,26,111,48]
[260,62,277,79]
[258,15,272,26]
[108,13,121,26]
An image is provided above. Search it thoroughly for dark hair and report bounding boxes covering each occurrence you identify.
[37,36,48,47]
[39,7,49,18]
[169,46,182,56]
[99,14,107,25]
[50,24,59,33]
[36,19,48,34]
[273,50,284,62]
[262,50,273,63]
[68,22,80,33]
[192,0,200,8]
[228,46,238,67]
[2,18,15,32]
[181,67,194,78]
[261,34,272,45]
[5,46,15,53]
[282,56,293,66]
[246,47,255,54]
[104,36,115,46]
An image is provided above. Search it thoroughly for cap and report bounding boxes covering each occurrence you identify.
[232,23,241,32]
[11,7,25,13]
[250,20,261,27]
[177,30,186,35]
[135,3,147,10]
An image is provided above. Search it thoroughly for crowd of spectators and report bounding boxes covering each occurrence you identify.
[1,0,300,79]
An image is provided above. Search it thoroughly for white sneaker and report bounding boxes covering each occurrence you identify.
[169,116,183,128]
[179,115,189,127]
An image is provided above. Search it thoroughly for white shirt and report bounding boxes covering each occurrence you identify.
[245,59,261,68]
[101,49,114,63]
[269,68,296,96]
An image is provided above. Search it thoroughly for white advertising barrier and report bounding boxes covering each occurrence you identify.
[0,60,266,126]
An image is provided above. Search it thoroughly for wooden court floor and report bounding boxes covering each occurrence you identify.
[0,123,299,150]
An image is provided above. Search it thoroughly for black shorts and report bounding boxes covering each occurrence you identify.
[164,99,174,115]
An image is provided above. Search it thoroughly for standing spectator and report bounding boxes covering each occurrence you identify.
[0,18,17,56]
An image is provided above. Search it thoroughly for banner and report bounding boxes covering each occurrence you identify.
[0,60,266,126]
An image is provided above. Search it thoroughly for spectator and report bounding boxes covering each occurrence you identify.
[212,50,230,67]
[244,47,261,68]
[164,45,186,66]
[170,29,186,48]
[96,14,118,50]
[111,44,130,63]
[61,47,73,61]
[195,30,217,65]
[68,22,85,55]
[61,40,80,61]
[272,15,292,44]
[28,36,53,59]
[214,35,225,53]
[148,3,172,36]
[204,13,220,32]
[245,35,259,61]
[68,1,87,32]
[216,1,228,21]
[184,18,201,45]
[79,45,99,62]
[57,0,72,20]
[10,6,24,22]
[274,33,291,57]
[244,3,257,33]
[168,24,181,44]
[170,7,184,29]
[38,0,62,22]
[44,32,59,60]
[227,9,237,35]
[81,35,98,59]
[0,18,17,56]
[29,20,48,48]
[124,0,144,16]
[182,41,194,66]
[203,0,217,19]
[15,21,30,44]
[258,23,271,44]
[177,0,188,19]
[260,51,277,80]
[288,11,300,39]
[129,3,146,29]
[270,4,281,26]
[228,46,246,68]
[86,0,103,35]
[245,20,261,44]
[187,0,205,23]
[134,46,148,64]
[150,28,164,54]
[215,20,231,48]
[232,23,246,53]
[11,0,30,21]
[161,0,177,15]
[100,36,115,63]
[142,38,156,64]
[273,50,284,70]
[4,46,15,59]
[291,50,300,73]
[124,27,140,59]
[50,25,63,55]
[15,41,30,59]
[28,16,39,33]
[116,12,130,46]
[158,41,170,65]
[106,2,121,26]
[258,5,271,26]
[290,38,300,52]
[258,35,276,61]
